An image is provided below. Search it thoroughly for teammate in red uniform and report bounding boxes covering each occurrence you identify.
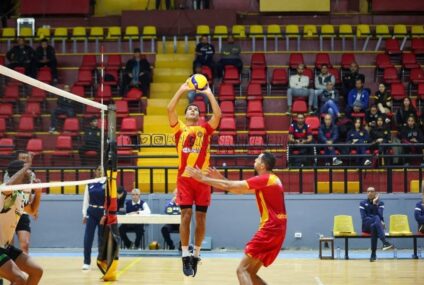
[186,152,287,285]
[167,83,221,277]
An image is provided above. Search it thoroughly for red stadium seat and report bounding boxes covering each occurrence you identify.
[95,85,113,102]
[305,116,320,136]
[315,53,332,69]
[250,67,267,85]
[24,102,41,117]
[247,136,264,155]
[340,53,356,70]
[84,105,100,118]
[0,56,4,66]
[201,65,213,85]
[289,53,304,69]
[120,117,138,135]
[390,83,406,101]
[223,65,241,85]
[0,104,13,118]
[351,112,365,119]
[75,69,93,86]
[383,67,400,84]
[247,83,263,100]
[328,68,341,85]
[26,138,43,155]
[269,68,288,91]
[218,83,235,101]
[376,54,393,69]
[28,88,47,102]
[219,117,236,136]
[36,67,52,83]
[402,53,420,70]
[107,54,122,70]
[80,54,97,70]
[302,68,314,87]
[411,38,424,55]
[115,100,129,118]
[71,85,85,97]
[217,135,235,155]
[123,87,143,111]
[251,53,266,69]
[385,39,401,55]
[219,101,235,117]
[62,118,80,136]
[103,68,119,86]
[52,135,73,158]
[16,116,35,138]
[0,118,6,137]
[2,85,19,103]
[292,100,308,114]
[248,116,266,136]
[418,84,424,100]
[117,135,133,156]
[247,100,263,117]
[410,68,424,85]
[0,138,14,156]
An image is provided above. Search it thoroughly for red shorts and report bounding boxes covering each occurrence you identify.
[245,219,287,267]
[176,176,211,207]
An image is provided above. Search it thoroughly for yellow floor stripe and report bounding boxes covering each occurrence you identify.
[104,257,143,284]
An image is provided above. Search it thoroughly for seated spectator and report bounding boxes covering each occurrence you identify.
[217,36,242,78]
[314,64,335,98]
[347,118,372,166]
[288,113,313,166]
[193,36,215,74]
[6,37,35,77]
[123,48,152,97]
[342,62,365,95]
[318,114,343,166]
[161,190,181,250]
[49,85,76,133]
[360,186,393,262]
[79,117,101,165]
[365,105,383,131]
[374,83,391,114]
[319,82,340,120]
[415,193,424,233]
[346,78,370,117]
[370,116,391,157]
[35,38,58,82]
[119,188,151,249]
[399,115,424,163]
[287,64,315,114]
[396,97,417,128]
[156,0,170,9]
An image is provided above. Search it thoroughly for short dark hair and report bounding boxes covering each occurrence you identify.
[89,116,98,123]
[321,64,328,69]
[355,77,364,84]
[260,152,276,171]
[7,160,25,177]
[134,48,141,53]
[184,104,200,114]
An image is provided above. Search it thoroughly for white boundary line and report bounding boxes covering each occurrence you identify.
[314,276,325,285]
[0,177,107,192]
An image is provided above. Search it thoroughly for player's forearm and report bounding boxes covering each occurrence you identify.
[5,165,31,186]
[199,176,233,191]
[26,190,42,216]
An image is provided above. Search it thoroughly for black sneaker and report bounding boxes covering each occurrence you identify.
[370,253,376,262]
[191,256,201,277]
[182,256,193,276]
[382,242,393,251]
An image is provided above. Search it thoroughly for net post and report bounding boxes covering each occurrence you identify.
[107,104,117,171]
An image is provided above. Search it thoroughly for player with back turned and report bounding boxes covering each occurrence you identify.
[167,80,221,277]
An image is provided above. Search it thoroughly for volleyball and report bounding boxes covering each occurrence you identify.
[186,74,208,91]
[148,241,161,250]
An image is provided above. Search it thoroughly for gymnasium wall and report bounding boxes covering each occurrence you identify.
[29,193,422,250]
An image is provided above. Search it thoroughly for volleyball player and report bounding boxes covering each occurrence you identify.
[186,152,287,285]
[0,155,43,284]
[167,83,221,277]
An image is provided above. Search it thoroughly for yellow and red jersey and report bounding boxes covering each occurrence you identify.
[172,120,215,177]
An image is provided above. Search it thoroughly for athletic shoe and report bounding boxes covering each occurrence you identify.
[191,256,201,277]
[332,158,343,166]
[82,264,90,270]
[364,159,372,166]
[182,256,193,276]
[370,253,376,262]
[382,241,393,251]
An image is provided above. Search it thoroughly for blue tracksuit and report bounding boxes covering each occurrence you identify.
[414,202,424,230]
[360,199,386,252]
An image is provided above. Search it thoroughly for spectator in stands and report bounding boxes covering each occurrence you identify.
[360,186,393,262]
[117,186,127,213]
[161,190,181,250]
[399,115,424,163]
[318,114,343,166]
[217,36,242,78]
[287,64,315,114]
[79,117,101,165]
[396,97,417,128]
[123,48,152,97]
[193,36,215,74]
[35,39,58,83]
[346,78,370,118]
[374,83,391,115]
[156,0,170,9]
[82,166,106,270]
[414,192,424,233]
[288,113,313,166]
[347,118,372,166]
[314,64,335,98]
[119,188,151,249]
[49,85,76,133]
[370,116,391,160]
[6,37,35,77]
[342,62,365,95]
[319,82,340,120]
[365,105,383,131]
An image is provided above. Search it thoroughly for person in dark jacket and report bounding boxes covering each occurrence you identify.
[396,97,417,127]
[79,117,101,165]
[365,105,383,132]
[193,36,215,74]
[123,48,152,97]
[342,62,365,95]
[399,115,424,163]
[370,116,392,164]
[35,39,58,82]
[319,82,340,120]
[318,114,342,166]
[6,37,35,77]
[49,85,76,133]
[360,187,393,262]
[374,83,391,114]
[346,118,371,166]
[415,192,424,233]
[288,113,313,166]
[161,190,181,250]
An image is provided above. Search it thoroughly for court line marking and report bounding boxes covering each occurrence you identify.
[104,257,143,285]
[314,276,325,285]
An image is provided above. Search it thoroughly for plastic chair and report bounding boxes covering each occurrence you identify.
[389,215,412,236]
[333,215,357,236]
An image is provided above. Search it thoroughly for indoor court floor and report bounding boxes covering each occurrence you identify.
[33,250,423,285]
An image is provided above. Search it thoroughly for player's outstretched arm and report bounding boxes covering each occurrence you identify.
[167,83,192,126]
[25,178,42,217]
[203,87,222,129]
[186,166,251,194]
[3,155,33,195]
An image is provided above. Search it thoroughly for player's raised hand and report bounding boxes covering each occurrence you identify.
[179,82,194,93]
[185,166,203,181]
[206,167,225,180]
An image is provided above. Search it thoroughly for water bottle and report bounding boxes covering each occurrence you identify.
[393,248,397,259]
[336,247,341,259]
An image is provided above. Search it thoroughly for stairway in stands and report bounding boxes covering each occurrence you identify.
[137,41,195,192]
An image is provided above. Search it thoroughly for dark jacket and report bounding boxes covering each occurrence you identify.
[396,107,417,127]
[360,199,385,231]
[125,199,146,214]
[370,126,391,143]
[83,126,101,148]
[342,71,365,92]
[35,45,57,64]
[57,97,75,110]
[125,58,151,77]
[365,110,383,127]
[347,128,369,143]
[318,124,339,143]
[195,42,215,63]
[320,89,339,104]
[374,91,391,110]
[400,125,424,143]
[6,45,34,64]
[415,201,424,227]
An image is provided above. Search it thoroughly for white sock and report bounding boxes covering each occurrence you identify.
[182,246,190,257]
[194,246,201,257]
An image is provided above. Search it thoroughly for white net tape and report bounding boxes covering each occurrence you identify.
[0,177,107,192]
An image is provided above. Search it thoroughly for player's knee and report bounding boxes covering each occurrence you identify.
[11,272,27,285]
[236,264,247,277]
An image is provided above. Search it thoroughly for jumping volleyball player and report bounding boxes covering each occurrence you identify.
[0,155,43,284]
[167,81,221,277]
[186,152,287,285]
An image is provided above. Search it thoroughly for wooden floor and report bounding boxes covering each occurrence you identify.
[36,256,423,285]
